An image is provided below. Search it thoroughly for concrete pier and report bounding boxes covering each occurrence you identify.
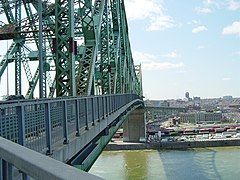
[123,108,146,142]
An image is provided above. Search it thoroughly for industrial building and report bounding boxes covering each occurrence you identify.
[180,111,222,123]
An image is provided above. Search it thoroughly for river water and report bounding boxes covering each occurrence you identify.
[89,147,240,180]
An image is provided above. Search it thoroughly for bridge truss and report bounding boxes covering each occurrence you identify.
[0,0,144,177]
[0,0,143,99]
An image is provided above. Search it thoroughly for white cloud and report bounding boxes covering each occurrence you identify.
[197,45,206,49]
[232,51,240,56]
[222,77,231,81]
[125,0,161,20]
[143,62,184,71]
[133,51,184,71]
[228,0,240,10]
[235,51,240,55]
[176,70,187,74]
[133,51,156,64]
[222,21,240,36]
[147,15,175,31]
[125,0,176,31]
[195,0,223,14]
[196,0,240,12]
[195,7,212,13]
[162,51,181,58]
[203,0,221,7]
[188,20,201,25]
[192,26,208,33]
[204,0,214,5]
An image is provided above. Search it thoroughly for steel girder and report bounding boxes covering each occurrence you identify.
[110,0,120,94]
[10,3,55,98]
[0,0,15,23]
[25,0,56,98]
[76,0,102,96]
[0,43,18,77]
[99,0,111,94]
[55,0,76,96]
[14,0,22,95]
[0,0,56,99]
[0,0,143,99]
[134,64,143,97]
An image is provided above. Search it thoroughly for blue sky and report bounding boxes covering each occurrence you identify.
[0,0,239,100]
[125,0,240,100]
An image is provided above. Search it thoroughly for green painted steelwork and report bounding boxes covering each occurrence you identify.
[0,0,143,98]
[14,0,22,95]
[55,0,76,96]
[75,104,141,171]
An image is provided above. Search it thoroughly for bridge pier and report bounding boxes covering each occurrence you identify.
[123,108,146,142]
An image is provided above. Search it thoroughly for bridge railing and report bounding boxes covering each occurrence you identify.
[0,137,102,180]
[0,94,140,154]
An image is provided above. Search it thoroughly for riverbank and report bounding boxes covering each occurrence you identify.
[105,139,240,150]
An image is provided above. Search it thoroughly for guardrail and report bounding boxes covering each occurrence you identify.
[0,94,141,179]
[0,94,140,154]
[0,137,102,180]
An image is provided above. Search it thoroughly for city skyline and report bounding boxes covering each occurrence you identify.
[126,0,240,100]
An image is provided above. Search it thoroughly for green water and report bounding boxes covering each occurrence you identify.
[89,147,240,180]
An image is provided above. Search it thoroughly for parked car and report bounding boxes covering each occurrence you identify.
[167,137,176,142]
[3,95,25,101]
[213,133,223,139]
[233,133,240,138]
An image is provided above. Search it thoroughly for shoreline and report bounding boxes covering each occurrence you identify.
[105,139,240,151]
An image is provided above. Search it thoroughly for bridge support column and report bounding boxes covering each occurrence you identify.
[123,108,146,142]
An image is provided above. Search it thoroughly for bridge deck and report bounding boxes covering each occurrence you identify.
[0,94,143,178]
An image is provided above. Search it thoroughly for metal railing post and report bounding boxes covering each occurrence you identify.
[91,97,95,126]
[109,96,110,113]
[106,96,108,117]
[63,101,69,144]
[110,96,112,113]
[111,96,113,112]
[116,96,118,109]
[7,163,13,180]
[102,97,106,119]
[107,96,110,115]
[16,105,25,146]
[2,160,7,180]
[85,99,89,130]
[45,102,52,155]
[109,96,111,114]
[75,100,80,136]
[119,95,121,107]
[22,173,30,180]
[107,96,109,116]
[16,105,28,180]
[0,158,2,180]
[97,97,100,122]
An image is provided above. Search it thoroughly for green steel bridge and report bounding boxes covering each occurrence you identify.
[0,0,145,179]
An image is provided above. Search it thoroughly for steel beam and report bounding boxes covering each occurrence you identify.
[55,0,76,97]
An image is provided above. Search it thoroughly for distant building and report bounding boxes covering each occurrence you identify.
[180,111,222,123]
[161,100,170,107]
[145,100,161,107]
[145,100,171,107]
[180,113,195,123]
[223,96,233,100]
[193,97,201,101]
[185,92,190,99]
